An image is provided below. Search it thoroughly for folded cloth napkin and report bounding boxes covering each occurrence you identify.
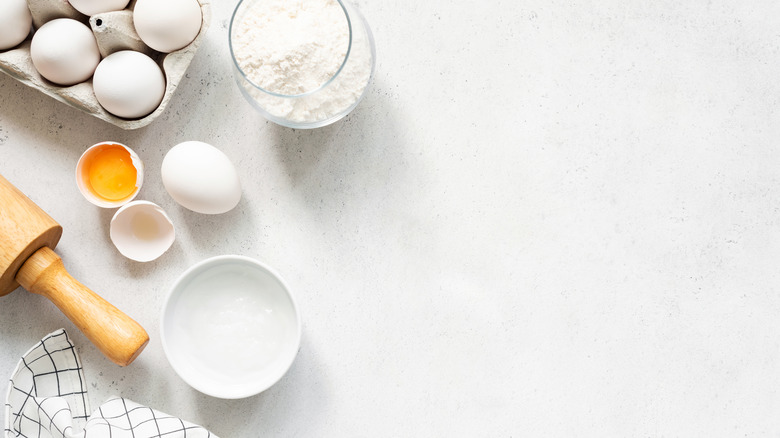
[4,329,218,438]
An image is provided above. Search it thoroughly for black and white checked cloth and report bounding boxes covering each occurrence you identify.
[4,329,218,438]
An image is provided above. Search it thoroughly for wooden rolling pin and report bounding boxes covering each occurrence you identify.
[0,173,148,366]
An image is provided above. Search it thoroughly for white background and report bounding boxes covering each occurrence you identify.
[2,0,780,436]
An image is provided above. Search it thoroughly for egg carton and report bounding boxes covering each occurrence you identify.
[0,0,211,130]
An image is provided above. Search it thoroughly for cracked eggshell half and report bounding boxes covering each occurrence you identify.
[110,201,175,262]
[161,141,242,215]
[76,141,144,208]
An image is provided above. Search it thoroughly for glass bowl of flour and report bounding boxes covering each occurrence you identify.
[229,0,375,129]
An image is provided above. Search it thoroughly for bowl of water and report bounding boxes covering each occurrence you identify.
[161,255,301,399]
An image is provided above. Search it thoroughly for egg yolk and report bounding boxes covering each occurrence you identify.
[87,145,137,201]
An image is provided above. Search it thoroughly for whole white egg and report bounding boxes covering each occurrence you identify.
[161,141,242,215]
[69,0,131,16]
[30,19,100,85]
[133,0,202,53]
[0,0,32,51]
[93,50,166,119]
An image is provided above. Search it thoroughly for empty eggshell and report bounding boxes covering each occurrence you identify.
[133,0,202,53]
[0,0,32,51]
[30,19,100,85]
[69,0,131,16]
[161,141,242,214]
[93,50,165,119]
[110,201,175,262]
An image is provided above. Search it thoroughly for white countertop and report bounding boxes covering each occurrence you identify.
[2,0,780,435]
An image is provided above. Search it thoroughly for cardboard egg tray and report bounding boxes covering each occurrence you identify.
[0,0,211,130]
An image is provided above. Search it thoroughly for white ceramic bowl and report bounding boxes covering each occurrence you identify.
[161,255,301,399]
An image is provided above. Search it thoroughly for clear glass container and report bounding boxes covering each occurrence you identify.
[229,0,376,129]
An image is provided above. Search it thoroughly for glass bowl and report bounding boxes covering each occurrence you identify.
[229,0,376,129]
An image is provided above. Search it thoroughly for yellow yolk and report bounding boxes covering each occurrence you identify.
[87,145,137,201]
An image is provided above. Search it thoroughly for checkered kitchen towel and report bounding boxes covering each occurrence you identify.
[4,329,218,438]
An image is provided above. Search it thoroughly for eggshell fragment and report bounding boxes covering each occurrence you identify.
[110,201,175,262]
[30,19,100,85]
[161,141,242,215]
[0,0,32,51]
[133,0,202,53]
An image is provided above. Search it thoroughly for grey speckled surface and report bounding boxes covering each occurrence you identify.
[3,0,780,436]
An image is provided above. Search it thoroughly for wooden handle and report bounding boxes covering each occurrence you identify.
[16,247,149,366]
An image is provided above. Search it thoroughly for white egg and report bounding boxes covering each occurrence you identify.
[30,19,100,85]
[110,201,175,262]
[161,141,242,215]
[69,0,131,16]
[133,0,202,53]
[0,0,32,51]
[93,50,166,119]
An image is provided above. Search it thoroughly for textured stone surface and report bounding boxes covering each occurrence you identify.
[3,0,780,436]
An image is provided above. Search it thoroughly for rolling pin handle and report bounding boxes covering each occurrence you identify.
[16,247,149,366]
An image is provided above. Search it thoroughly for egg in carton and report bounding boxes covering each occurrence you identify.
[0,0,211,130]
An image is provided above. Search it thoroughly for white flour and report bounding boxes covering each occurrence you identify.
[232,0,372,124]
